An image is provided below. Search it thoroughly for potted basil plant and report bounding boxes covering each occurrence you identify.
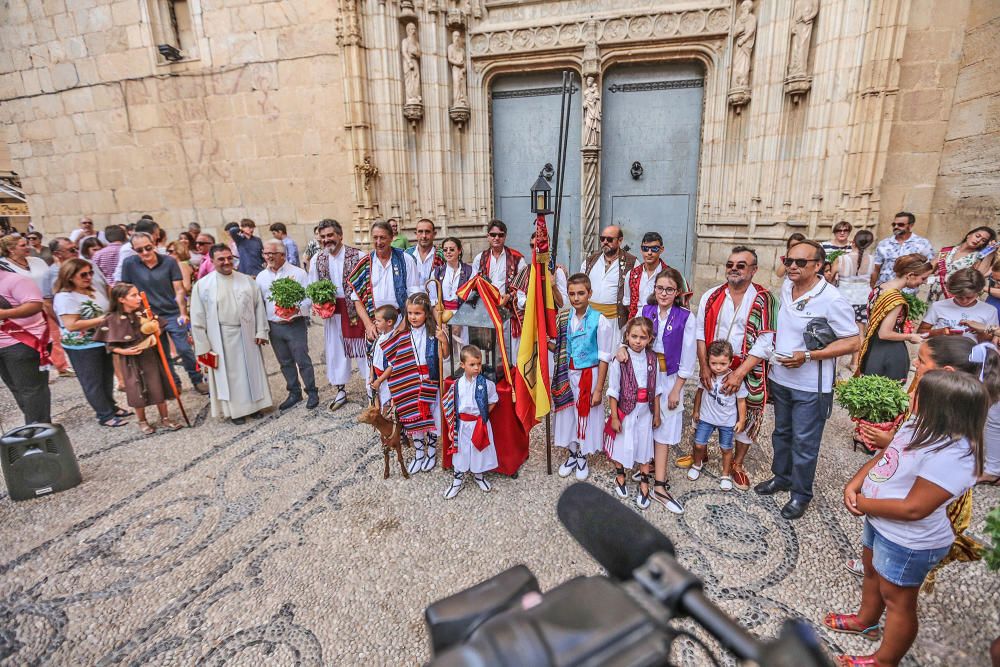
[901,291,928,334]
[268,278,307,320]
[305,279,338,319]
[835,374,910,453]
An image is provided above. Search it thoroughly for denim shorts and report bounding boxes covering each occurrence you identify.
[694,419,735,450]
[862,520,951,588]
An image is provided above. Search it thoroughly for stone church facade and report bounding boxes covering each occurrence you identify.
[0,0,996,290]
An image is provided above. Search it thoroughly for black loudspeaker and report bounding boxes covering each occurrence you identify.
[1,423,82,501]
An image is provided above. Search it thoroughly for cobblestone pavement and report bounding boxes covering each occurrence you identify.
[1,325,997,666]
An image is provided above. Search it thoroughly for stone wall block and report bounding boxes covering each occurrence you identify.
[50,62,79,90]
[110,0,139,26]
[898,89,944,122]
[231,5,265,33]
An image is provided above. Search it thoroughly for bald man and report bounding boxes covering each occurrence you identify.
[581,225,637,329]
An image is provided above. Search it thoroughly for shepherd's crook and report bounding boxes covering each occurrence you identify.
[139,291,191,427]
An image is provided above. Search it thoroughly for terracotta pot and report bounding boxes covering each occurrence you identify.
[902,320,914,334]
[851,414,904,449]
[274,305,300,320]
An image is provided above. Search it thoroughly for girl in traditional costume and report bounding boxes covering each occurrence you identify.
[94,283,182,434]
[385,293,450,474]
[604,317,660,509]
[858,253,932,382]
[432,237,473,348]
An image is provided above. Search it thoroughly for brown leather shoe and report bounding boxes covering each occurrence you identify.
[732,467,751,491]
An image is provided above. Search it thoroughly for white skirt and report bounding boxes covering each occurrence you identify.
[652,371,685,445]
[451,419,499,473]
[605,403,654,469]
[323,315,369,385]
[553,367,604,456]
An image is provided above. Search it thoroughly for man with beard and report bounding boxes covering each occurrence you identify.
[581,225,637,330]
[406,218,444,286]
[870,211,934,288]
[307,219,370,410]
[757,240,859,519]
[676,246,776,491]
[191,245,273,424]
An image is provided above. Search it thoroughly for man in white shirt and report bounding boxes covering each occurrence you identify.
[406,218,442,287]
[756,240,860,520]
[308,218,369,409]
[685,246,776,490]
[580,225,637,329]
[470,219,528,359]
[351,220,421,333]
[68,217,97,244]
[257,239,318,411]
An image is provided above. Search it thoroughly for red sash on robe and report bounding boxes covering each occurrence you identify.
[458,413,491,451]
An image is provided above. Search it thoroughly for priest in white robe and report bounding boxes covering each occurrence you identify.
[191,244,273,424]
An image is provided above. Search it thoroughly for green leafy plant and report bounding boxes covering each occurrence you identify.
[268,278,307,309]
[986,506,1000,572]
[826,249,846,265]
[835,374,910,423]
[902,291,928,324]
[305,279,337,306]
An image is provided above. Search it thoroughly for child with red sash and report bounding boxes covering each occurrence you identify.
[550,273,615,481]
[384,293,450,474]
[617,267,695,514]
[604,317,661,509]
[442,344,499,499]
[368,304,399,409]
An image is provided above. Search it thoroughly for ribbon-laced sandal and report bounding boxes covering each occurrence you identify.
[652,479,684,515]
[635,473,651,510]
[613,466,628,498]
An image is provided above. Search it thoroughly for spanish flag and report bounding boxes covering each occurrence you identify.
[514,216,558,431]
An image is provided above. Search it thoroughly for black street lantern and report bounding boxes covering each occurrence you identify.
[530,172,552,215]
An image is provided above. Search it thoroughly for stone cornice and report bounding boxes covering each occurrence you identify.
[469,6,731,57]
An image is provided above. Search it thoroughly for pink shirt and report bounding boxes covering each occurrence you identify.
[0,271,47,349]
[197,255,215,279]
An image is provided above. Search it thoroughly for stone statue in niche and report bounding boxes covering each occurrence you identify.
[582,75,601,147]
[727,0,756,111]
[401,22,422,105]
[448,31,468,108]
[788,0,819,77]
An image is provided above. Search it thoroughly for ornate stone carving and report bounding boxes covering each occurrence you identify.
[335,0,362,47]
[727,0,756,112]
[468,8,731,57]
[582,75,601,149]
[784,0,819,102]
[581,148,600,257]
[581,20,599,77]
[398,0,416,21]
[355,156,379,191]
[448,31,469,109]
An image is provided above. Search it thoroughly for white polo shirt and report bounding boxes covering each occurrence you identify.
[770,277,858,393]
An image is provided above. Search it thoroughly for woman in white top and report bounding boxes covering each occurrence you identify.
[826,370,983,667]
[431,237,473,349]
[52,258,129,426]
[919,267,998,343]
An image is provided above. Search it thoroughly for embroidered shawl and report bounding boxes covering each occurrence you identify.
[317,245,366,358]
[443,374,490,450]
[479,247,525,337]
[551,310,574,412]
[384,327,439,435]
[348,248,409,320]
[856,287,907,375]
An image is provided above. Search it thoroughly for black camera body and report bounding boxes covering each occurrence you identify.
[424,484,833,667]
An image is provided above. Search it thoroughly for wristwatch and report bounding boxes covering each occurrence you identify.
[804,351,813,362]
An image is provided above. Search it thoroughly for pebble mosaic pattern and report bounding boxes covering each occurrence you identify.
[0,325,997,665]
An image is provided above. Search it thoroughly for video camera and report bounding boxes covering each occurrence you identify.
[423,483,833,666]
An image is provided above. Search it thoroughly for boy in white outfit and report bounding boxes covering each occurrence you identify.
[443,345,499,499]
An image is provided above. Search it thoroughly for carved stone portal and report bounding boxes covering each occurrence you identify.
[727,0,756,112]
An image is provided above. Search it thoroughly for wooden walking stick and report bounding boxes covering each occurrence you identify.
[426,278,451,467]
[139,291,191,427]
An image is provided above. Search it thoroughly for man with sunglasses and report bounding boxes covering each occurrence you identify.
[680,246,775,491]
[582,225,637,329]
[757,240,859,519]
[25,231,53,265]
[626,232,689,318]
[113,219,162,283]
[870,211,934,288]
[471,220,527,354]
[121,232,209,395]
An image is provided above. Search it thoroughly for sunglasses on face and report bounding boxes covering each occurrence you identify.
[834,228,850,234]
[892,222,909,228]
[195,241,210,246]
[725,261,753,270]
[600,236,617,243]
[781,256,819,268]
[488,232,506,238]
[136,246,155,253]
[78,271,93,278]
[65,247,79,254]
[640,245,661,253]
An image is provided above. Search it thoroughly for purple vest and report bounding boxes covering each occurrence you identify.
[642,304,690,376]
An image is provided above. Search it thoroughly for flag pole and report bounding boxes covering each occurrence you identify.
[139,291,191,427]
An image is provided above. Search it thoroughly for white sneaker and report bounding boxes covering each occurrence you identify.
[575,456,590,481]
[407,446,426,475]
[444,474,464,499]
[719,476,733,491]
[687,464,702,481]
[422,444,437,472]
[474,474,492,493]
[558,451,579,478]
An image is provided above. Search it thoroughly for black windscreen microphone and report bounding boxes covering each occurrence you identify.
[557,482,675,580]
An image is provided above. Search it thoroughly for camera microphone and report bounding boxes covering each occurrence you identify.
[557,482,675,580]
